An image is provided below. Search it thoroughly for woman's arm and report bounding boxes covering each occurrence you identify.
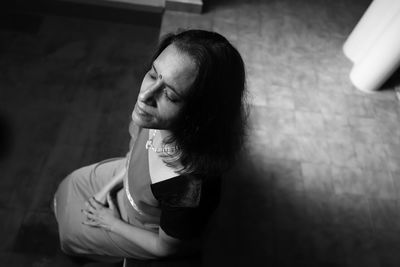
[83,195,181,257]
[95,120,139,203]
[112,220,181,257]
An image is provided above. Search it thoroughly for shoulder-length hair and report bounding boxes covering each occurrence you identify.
[149,29,248,176]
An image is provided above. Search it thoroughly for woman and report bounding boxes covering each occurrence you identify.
[54,29,247,261]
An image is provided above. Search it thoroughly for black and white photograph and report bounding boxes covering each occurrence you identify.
[1,0,400,266]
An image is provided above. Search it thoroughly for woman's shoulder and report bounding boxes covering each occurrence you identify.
[151,173,221,208]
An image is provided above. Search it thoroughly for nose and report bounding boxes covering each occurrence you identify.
[138,78,163,107]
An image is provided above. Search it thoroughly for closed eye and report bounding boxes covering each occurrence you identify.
[163,89,178,103]
[148,71,157,80]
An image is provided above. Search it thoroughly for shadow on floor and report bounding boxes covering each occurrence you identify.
[381,66,400,91]
[0,4,162,267]
[197,150,303,266]
[3,0,162,28]
[0,112,14,161]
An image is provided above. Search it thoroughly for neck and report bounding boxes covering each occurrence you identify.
[150,129,177,151]
[158,129,172,142]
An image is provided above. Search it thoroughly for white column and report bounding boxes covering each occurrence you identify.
[349,9,400,92]
[343,0,400,63]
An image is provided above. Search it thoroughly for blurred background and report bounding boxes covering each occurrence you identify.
[1,0,400,266]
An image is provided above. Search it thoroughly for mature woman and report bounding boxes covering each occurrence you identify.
[54,29,247,260]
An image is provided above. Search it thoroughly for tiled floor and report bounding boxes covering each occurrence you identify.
[0,6,161,267]
[2,0,400,266]
[159,0,400,266]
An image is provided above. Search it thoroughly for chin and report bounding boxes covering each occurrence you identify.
[132,112,151,128]
[131,110,170,130]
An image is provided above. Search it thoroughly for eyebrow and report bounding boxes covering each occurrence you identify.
[152,64,183,98]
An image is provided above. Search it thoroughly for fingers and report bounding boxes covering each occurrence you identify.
[84,200,94,211]
[82,199,100,221]
[107,193,115,210]
[88,196,103,209]
[81,208,103,228]
[82,196,117,230]
[82,209,97,220]
[84,202,97,214]
[82,219,100,227]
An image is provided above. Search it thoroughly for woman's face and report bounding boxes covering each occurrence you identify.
[132,44,198,129]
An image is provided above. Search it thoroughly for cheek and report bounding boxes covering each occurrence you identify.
[139,78,150,93]
[158,104,182,123]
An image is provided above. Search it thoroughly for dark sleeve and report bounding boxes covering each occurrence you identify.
[151,174,221,240]
[158,205,204,240]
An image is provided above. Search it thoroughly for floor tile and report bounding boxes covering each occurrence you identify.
[342,229,380,267]
[13,211,59,256]
[296,136,331,164]
[330,194,372,230]
[363,170,396,200]
[328,140,358,168]
[369,198,400,233]
[331,166,367,196]
[301,162,333,194]
[310,226,348,266]
[374,230,400,267]
[0,209,25,251]
[303,191,336,227]
[354,143,390,171]
[295,111,325,136]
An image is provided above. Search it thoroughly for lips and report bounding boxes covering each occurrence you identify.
[135,102,151,117]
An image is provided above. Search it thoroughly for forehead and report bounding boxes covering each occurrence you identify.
[154,44,197,95]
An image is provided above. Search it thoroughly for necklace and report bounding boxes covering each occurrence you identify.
[145,130,179,154]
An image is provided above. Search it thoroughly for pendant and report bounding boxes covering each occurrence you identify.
[145,140,152,150]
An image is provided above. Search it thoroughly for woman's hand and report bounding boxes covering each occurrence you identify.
[82,194,121,231]
[92,170,125,205]
[92,190,108,205]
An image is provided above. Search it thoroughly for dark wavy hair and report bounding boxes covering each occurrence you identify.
[149,29,247,176]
